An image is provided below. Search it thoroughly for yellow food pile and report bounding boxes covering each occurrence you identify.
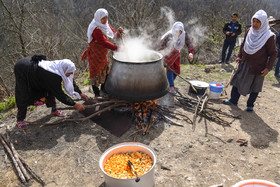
[104,152,153,179]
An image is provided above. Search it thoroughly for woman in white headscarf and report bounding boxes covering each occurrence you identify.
[158,22,194,94]
[223,10,277,111]
[14,55,88,129]
[81,8,123,97]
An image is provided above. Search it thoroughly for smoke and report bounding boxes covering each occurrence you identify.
[185,18,207,47]
[114,6,207,63]
[159,6,175,30]
[114,6,176,62]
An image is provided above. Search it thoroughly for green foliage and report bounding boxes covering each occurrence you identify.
[28,105,36,111]
[80,72,90,85]
[265,71,276,81]
[194,64,206,69]
[0,96,16,113]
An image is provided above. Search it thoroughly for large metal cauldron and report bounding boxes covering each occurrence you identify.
[105,51,169,101]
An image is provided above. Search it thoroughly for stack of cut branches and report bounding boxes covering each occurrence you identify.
[0,133,45,185]
[175,92,241,131]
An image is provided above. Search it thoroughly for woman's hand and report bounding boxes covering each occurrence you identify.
[261,68,269,76]
[80,93,88,101]
[188,53,193,61]
[117,27,124,35]
[235,57,241,63]
[74,103,85,111]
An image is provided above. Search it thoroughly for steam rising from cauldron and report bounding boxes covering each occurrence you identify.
[114,37,159,62]
[113,6,207,63]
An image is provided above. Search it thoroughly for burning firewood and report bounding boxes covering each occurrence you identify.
[28,97,193,139]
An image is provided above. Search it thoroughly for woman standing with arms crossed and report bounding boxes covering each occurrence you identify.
[81,8,123,97]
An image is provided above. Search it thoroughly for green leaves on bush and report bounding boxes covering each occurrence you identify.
[0,96,16,113]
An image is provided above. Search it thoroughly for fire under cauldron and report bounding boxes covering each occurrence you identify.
[105,50,169,101]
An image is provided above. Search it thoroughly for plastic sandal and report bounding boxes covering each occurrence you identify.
[51,110,66,117]
[34,101,44,106]
[17,121,28,130]
[169,87,177,94]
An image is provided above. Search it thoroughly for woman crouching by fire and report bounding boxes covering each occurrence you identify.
[14,55,88,130]
[81,8,123,97]
[158,22,194,94]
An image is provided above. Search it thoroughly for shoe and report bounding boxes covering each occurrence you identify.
[222,99,237,106]
[275,75,280,83]
[169,86,177,94]
[246,107,254,112]
[34,101,44,106]
[219,60,224,64]
[17,121,28,130]
[226,61,230,64]
[51,110,66,117]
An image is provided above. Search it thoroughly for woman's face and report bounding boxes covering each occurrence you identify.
[174,30,182,37]
[252,18,261,31]
[65,72,73,77]
[101,16,108,24]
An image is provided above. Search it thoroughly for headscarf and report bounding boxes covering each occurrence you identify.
[161,22,186,50]
[244,9,275,55]
[87,8,114,43]
[38,59,81,99]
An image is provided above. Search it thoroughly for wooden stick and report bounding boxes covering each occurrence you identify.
[192,93,207,131]
[159,107,193,124]
[18,154,45,185]
[199,95,208,114]
[58,100,127,110]
[42,102,128,126]
[128,160,140,182]
[225,61,238,89]
[0,135,26,184]
[164,62,197,93]
[3,135,31,181]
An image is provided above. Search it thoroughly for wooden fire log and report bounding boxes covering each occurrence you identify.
[0,135,26,184]
[57,99,128,111]
[193,92,208,131]
[1,134,46,185]
[157,107,193,124]
[18,154,45,185]
[41,102,129,126]
[3,135,31,181]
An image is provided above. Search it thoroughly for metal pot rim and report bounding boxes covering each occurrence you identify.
[113,50,163,64]
[189,80,209,88]
[99,142,157,181]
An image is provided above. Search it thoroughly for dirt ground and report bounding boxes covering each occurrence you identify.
[0,65,280,187]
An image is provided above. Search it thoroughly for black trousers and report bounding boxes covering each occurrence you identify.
[229,86,259,107]
[17,95,56,121]
[221,39,236,63]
